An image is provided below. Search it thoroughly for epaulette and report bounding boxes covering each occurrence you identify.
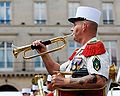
[82,41,106,57]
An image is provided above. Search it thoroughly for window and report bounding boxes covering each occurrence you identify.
[102,2,114,24]
[0,41,13,71]
[33,50,45,70]
[68,40,81,57]
[103,40,117,65]
[0,1,11,24]
[68,2,80,18]
[34,2,47,24]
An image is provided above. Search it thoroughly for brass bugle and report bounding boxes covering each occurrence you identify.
[32,75,44,85]
[12,33,73,59]
[32,75,45,96]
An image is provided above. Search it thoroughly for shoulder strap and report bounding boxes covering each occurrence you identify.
[82,41,106,57]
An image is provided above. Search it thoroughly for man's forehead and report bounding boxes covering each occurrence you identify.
[74,20,85,25]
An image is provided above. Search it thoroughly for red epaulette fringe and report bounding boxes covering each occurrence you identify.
[82,41,106,57]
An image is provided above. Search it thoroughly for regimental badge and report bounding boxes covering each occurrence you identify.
[92,56,101,71]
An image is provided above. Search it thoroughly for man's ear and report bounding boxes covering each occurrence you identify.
[82,21,88,32]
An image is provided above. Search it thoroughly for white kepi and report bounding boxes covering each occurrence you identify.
[21,88,31,94]
[47,75,52,81]
[32,85,39,90]
[68,6,101,24]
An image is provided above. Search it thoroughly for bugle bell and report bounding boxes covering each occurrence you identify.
[12,33,73,59]
[32,75,46,96]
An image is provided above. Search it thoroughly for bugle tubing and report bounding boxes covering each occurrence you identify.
[12,33,73,59]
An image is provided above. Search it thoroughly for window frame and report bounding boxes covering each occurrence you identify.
[0,1,11,24]
[102,2,114,24]
[68,2,80,19]
[32,46,48,71]
[34,1,47,24]
[103,40,117,65]
[0,41,13,71]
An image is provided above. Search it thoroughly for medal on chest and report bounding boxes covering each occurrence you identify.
[71,57,83,71]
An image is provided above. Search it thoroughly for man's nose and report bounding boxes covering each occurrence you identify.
[71,27,74,32]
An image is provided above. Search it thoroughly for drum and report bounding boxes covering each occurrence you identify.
[56,85,106,96]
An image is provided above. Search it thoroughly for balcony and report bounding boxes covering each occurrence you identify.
[0,61,47,78]
[103,20,114,24]
[0,20,11,24]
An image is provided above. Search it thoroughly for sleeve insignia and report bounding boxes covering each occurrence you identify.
[92,56,101,71]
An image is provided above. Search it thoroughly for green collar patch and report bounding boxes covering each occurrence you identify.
[88,40,97,44]
[92,56,101,71]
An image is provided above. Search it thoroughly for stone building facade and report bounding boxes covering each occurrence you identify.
[0,0,120,92]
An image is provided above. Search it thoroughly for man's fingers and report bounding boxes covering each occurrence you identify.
[32,40,40,46]
[53,71,62,76]
[53,71,59,74]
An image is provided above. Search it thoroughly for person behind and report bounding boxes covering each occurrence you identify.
[31,85,39,96]
[46,75,54,92]
[46,75,55,96]
[41,75,54,96]
[32,6,110,96]
[43,85,50,96]
[21,88,31,96]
